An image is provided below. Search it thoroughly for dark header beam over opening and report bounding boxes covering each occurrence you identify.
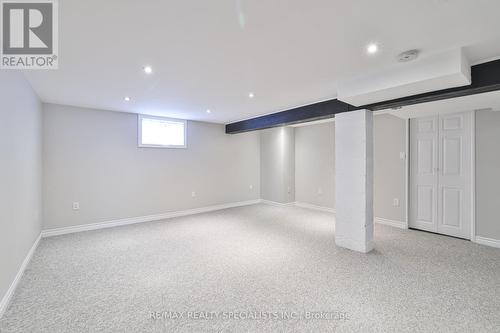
[225,99,353,134]
[225,59,500,134]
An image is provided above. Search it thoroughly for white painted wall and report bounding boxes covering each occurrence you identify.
[260,127,295,203]
[42,104,260,229]
[295,122,335,208]
[294,114,407,223]
[475,111,500,240]
[0,72,42,307]
[41,105,500,241]
[373,114,407,222]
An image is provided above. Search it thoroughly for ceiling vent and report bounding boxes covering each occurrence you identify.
[397,49,419,62]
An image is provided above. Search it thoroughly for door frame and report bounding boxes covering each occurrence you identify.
[406,110,476,240]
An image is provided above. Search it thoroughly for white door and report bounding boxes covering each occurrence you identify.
[410,116,439,233]
[410,112,472,239]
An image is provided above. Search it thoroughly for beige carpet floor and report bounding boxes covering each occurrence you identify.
[1,204,499,332]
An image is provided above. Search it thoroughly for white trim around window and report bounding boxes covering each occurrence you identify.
[137,114,187,149]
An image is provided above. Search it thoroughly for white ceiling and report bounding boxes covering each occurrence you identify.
[23,0,500,124]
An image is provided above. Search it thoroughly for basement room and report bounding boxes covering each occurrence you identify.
[1,1,500,332]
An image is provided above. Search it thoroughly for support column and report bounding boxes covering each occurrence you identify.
[335,109,374,253]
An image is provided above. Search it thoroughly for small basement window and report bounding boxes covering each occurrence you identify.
[138,115,187,148]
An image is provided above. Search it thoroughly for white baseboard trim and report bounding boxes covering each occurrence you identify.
[474,236,500,249]
[294,201,336,214]
[293,202,408,229]
[0,233,41,319]
[374,217,408,229]
[41,199,262,238]
[260,200,295,207]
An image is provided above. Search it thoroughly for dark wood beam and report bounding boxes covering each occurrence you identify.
[225,59,500,133]
[225,99,351,134]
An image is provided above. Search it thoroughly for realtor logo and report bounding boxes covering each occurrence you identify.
[1,0,58,69]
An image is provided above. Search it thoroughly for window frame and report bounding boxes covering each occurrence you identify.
[137,114,188,149]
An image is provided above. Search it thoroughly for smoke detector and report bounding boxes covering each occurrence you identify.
[397,49,419,62]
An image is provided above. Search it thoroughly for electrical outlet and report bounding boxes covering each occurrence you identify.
[318,187,323,195]
[191,191,196,198]
[399,152,406,160]
[249,184,253,190]
[72,202,80,210]
[393,198,400,207]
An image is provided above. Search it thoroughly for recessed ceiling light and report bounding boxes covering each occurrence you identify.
[206,109,211,113]
[248,92,255,98]
[367,43,378,54]
[124,96,131,102]
[143,66,153,74]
